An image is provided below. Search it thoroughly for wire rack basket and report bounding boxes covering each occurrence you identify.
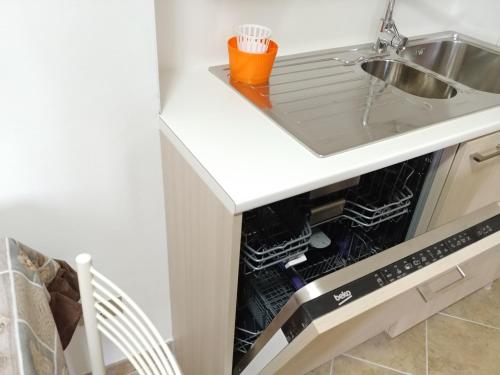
[244,267,295,329]
[234,308,263,354]
[234,268,295,353]
[242,205,312,273]
[341,162,415,229]
[295,227,381,282]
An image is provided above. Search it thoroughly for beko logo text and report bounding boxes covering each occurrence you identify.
[333,290,352,306]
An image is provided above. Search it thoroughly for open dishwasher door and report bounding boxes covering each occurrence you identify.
[235,202,500,375]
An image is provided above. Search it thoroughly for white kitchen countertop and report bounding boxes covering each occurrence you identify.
[159,66,500,214]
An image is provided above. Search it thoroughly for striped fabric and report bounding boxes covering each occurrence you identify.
[0,238,68,375]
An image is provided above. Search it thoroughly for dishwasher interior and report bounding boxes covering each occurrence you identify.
[233,152,435,363]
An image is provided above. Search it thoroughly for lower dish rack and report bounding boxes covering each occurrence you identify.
[234,226,381,353]
[234,267,296,355]
[234,307,263,354]
[296,227,381,282]
[245,267,295,329]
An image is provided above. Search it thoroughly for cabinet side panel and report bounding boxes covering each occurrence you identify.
[160,132,242,375]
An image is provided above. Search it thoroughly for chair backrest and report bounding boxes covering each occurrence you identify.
[76,253,182,375]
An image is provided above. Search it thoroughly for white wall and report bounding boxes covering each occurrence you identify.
[155,0,500,73]
[0,0,167,374]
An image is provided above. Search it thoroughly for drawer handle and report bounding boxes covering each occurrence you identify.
[471,144,500,163]
[417,265,466,303]
[456,264,466,278]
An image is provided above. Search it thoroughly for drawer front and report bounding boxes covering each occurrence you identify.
[431,131,500,228]
[387,240,500,338]
[237,202,500,375]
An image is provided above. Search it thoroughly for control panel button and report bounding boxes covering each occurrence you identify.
[367,214,500,289]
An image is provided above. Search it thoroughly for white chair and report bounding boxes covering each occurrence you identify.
[76,254,182,375]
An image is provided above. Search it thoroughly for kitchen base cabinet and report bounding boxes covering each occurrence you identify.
[431,131,500,228]
[160,130,500,375]
[160,132,242,375]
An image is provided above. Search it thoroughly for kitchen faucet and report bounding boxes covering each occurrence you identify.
[375,0,408,53]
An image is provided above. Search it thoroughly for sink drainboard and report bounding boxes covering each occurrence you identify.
[210,32,500,157]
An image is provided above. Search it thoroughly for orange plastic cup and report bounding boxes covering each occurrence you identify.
[228,36,278,85]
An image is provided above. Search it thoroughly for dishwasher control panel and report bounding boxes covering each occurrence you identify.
[282,214,500,342]
[377,218,497,285]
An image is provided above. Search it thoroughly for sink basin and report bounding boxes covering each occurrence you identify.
[402,40,500,94]
[361,59,458,99]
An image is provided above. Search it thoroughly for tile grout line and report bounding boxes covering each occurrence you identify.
[438,312,500,332]
[329,358,334,375]
[342,354,413,375]
[425,320,429,375]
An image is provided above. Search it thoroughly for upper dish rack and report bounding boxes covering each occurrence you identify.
[240,161,416,273]
[241,203,312,273]
[340,162,415,229]
[234,224,381,353]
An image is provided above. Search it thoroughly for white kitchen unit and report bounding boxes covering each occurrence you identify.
[158,32,500,375]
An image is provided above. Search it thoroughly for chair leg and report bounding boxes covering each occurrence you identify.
[76,254,106,375]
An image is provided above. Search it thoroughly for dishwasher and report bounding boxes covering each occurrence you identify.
[232,151,500,375]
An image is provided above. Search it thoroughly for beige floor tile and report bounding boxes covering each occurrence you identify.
[346,322,426,375]
[442,279,500,328]
[428,313,500,375]
[307,360,332,375]
[332,356,406,375]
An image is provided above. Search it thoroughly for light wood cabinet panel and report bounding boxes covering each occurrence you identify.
[160,132,242,375]
[431,132,500,228]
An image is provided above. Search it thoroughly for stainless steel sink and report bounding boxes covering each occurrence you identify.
[402,40,500,95]
[210,32,500,157]
[361,59,457,99]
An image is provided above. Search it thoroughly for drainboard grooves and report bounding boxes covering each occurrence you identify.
[272,47,376,69]
[268,76,365,96]
[269,69,355,86]
[273,49,360,64]
[272,59,347,74]
[296,95,401,124]
[282,90,392,114]
[272,53,355,69]
[270,63,350,77]
[298,88,437,125]
[273,82,384,106]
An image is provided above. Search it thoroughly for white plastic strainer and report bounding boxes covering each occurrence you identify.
[237,24,272,54]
